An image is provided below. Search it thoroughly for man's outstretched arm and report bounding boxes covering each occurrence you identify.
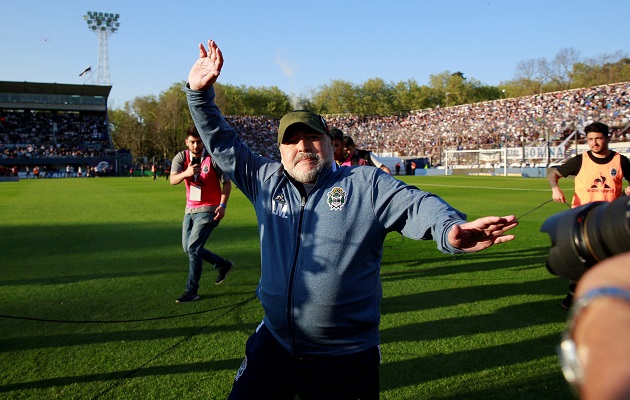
[448,215,518,252]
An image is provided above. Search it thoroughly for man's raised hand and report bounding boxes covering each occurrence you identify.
[188,40,224,91]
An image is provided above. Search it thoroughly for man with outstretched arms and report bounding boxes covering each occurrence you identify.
[186,39,518,399]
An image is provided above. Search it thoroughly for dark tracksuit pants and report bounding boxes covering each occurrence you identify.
[228,323,381,400]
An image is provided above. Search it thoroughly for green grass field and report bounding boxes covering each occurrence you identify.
[0,174,577,399]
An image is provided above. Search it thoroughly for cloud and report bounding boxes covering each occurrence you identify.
[274,49,296,78]
[274,49,304,108]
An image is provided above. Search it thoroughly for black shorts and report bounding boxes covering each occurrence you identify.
[228,322,381,400]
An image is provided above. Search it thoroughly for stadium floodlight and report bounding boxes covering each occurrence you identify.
[83,11,120,85]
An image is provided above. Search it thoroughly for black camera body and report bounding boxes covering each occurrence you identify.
[541,196,630,282]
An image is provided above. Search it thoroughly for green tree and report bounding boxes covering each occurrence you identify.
[511,58,551,95]
[153,82,192,161]
[428,71,490,106]
[355,78,396,116]
[572,53,630,88]
[392,79,433,111]
[242,86,291,117]
[131,96,159,160]
[550,47,581,90]
[310,80,358,114]
[469,84,504,103]
[109,108,141,153]
[109,96,157,160]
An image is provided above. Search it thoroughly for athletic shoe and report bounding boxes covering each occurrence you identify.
[176,292,200,303]
[215,260,233,284]
[560,292,573,310]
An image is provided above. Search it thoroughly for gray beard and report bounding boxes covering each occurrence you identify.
[288,153,328,183]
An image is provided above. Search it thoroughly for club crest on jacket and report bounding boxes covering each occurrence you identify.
[327,187,347,211]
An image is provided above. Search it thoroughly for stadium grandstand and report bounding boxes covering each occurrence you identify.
[323,82,630,175]
[2,80,628,179]
[223,82,630,176]
[0,81,130,179]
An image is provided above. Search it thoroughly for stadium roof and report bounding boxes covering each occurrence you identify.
[0,81,111,97]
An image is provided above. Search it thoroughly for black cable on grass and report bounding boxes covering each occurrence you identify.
[386,198,566,254]
[2,201,570,323]
[440,198,565,266]
[384,233,406,248]
[514,199,570,221]
[0,295,257,324]
[90,298,251,400]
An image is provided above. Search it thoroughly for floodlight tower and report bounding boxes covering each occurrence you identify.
[83,11,120,85]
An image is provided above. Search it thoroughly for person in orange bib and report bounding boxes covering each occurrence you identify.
[548,121,630,309]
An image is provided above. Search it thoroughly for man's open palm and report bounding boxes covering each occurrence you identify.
[188,40,223,91]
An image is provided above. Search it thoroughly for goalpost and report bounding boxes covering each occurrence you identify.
[444,148,508,176]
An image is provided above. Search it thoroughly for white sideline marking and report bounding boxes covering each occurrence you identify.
[416,183,549,192]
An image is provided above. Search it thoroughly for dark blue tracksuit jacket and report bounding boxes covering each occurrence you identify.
[187,86,468,357]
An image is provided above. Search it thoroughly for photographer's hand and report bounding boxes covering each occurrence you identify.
[572,252,630,400]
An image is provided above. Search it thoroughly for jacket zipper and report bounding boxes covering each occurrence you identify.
[286,195,307,355]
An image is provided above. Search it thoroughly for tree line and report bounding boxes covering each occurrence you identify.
[109,48,630,162]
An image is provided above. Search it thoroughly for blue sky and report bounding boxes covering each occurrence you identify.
[2,0,628,109]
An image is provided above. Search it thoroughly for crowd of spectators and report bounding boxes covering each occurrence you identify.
[224,82,630,165]
[1,82,628,166]
[225,115,281,160]
[0,109,113,160]
[325,82,630,164]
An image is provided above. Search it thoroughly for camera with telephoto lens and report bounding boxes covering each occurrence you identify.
[540,196,630,282]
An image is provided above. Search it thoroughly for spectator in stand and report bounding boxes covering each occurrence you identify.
[330,128,346,165]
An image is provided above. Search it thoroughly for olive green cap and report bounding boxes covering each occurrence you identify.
[277,110,331,145]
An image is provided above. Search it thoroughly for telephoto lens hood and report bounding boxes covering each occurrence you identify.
[541,197,630,282]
